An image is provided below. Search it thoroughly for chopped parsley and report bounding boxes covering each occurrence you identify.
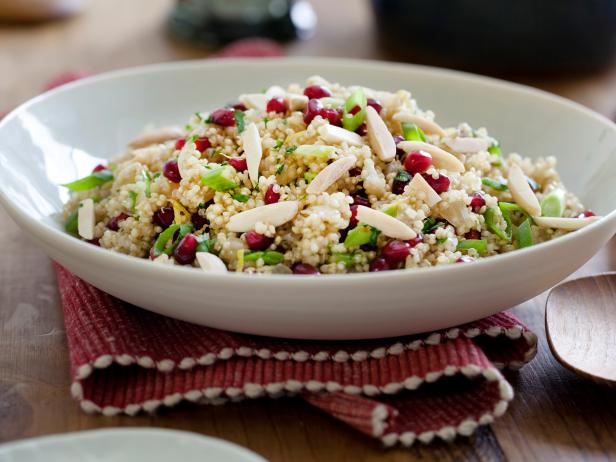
[273,139,284,150]
[285,145,297,156]
[275,164,284,175]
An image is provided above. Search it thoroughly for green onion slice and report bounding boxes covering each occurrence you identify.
[481,178,508,191]
[381,203,398,217]
[485,207,512,241]
[62,170,113,191]
[456,239,488,254]
[344,224,372,248]
[196,234,215,253]
[201,165,238,191]
[152,223,193,257]
[129,190,138,214]
[64,210,78,235]
[401,123,427,142]
[231,192,250,203]
[516,218,533,249]
[541,190,565,217]
[140,170,152,198]
[244,250,284,265]
[294,145,336,158]
[234,109,245,133]
[304,171,316,183]
[488,142,502,157]
[422,216,444,234]
[342,88,367,132]
[332,252,355,267]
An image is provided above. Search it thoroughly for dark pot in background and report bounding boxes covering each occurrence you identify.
[371,0,616,75]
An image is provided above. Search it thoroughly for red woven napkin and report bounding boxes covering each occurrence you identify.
[55,264,537,447]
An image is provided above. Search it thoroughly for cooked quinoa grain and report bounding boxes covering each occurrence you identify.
[62,77,600,274]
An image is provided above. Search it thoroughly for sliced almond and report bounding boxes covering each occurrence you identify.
[318,124,364,147]
[77,198,95,240]
[128,126,184,149]
[227,201,299,232]
[365,106,396,162]
[306,156,357,195]
[407,173,441,208]
[287,94,308,111]
[356,205,416,240]
[241,123,262,186]
[444,137,490,153]
[196,252,228,273]
[397,140,465,173]
[239,93,268,111]
[507,165,541,216]
[532,216,601,231]
[438,202,471,229]
[392,112,446,137]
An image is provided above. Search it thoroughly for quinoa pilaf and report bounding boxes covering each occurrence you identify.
[62,76,601,275]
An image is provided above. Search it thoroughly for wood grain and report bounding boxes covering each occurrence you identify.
[546,273,616,384]
[1,0,616,460]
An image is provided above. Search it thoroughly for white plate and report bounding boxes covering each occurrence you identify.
[0,58,615,339]
[0,428,267,462]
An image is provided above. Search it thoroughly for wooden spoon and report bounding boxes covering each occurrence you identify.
[545,272,616,384]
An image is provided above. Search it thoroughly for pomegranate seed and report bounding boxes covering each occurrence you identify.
[579,210,595,218]
[173,233,198,265]
[349,166,362,177]
[266,97,288,113]
[175,139,186,150]
[381,240,411,264]
[153,207,174,228]
[406,236,423,248]
[107,212,129,231]
[228,157,248,172]
[232,102,247,111]
[163,160,182,183]
[292,263,320,275]
[264,184,281,204]
[367,98,382,114]
[457,256,475,263]
[350,205,359,227]
[209,108,236,127]
[355,123,367,136]
[192,212,208,231]
[469,193,486,213]
[303,99,323,124]
[422,173,450,194]
[194,137,211,152]
[369,257,390,272]
[319,107,342,126]
[349,105,361,115]
[303,85,331,99]
[351,194,370,207]
[465,229,482,240]
[85,238,100,246]
[392,170,412,195]
[245,230,273,251]
[404,150,432,175]
[92,164,107,173]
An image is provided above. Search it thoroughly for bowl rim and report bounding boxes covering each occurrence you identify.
[1,56,615,286]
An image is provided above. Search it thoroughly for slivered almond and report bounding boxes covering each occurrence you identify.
[287,94,308,111]
[444,137,490,153]
[507,165,541,216]
[128,126,184,149]
[393,112,446,137]
[306,156,357,194]
[242,123,262,186]
[532,216,601,230]
[438,202,471,229]
[365,106,396,162]
[356,205,416,240]
[196,252,228,273]
[227,201,299,232]
[77,198,95,240]
[407,173,441,207]
[397,141,465,173]
[318,125,364,147]
[239,93,268,111]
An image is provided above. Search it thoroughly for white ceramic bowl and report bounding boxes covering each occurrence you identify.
[1,58,615,340]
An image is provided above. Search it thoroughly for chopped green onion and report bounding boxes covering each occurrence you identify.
[234,110,245,133]
[189,134,199,143]
[498,201,529,221]
[244,250,284,265]
[488,142,502,157]
[62,170,113,191]
[273,139,284,150]
[436,237,448,245]
[381,203,398,217]
[482,178,509,191]
[140,170,152,198]
[456,239,488,254]
[275,164,284,175]
[342,88,367,132]
[401,123,427,142]
[151,223,193,257]
[332,252,354,267]
[129,190,138,214]
[294,144,336,158]
[285,145,297,155]
[540,190,565,217]
[64,210,78,235]
[304,171,316,183]
[369,227,380,247]
[231,192,250,202]
[485,207,512,241]
[516,218,533,249]
[422,217,444,234]
[201,165,238,191]
[344,224,372,248]
[196,234,215,253]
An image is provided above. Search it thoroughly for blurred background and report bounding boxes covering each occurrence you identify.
[2,0,616,119]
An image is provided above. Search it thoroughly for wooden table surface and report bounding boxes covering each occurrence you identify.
[1,1,616,460]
